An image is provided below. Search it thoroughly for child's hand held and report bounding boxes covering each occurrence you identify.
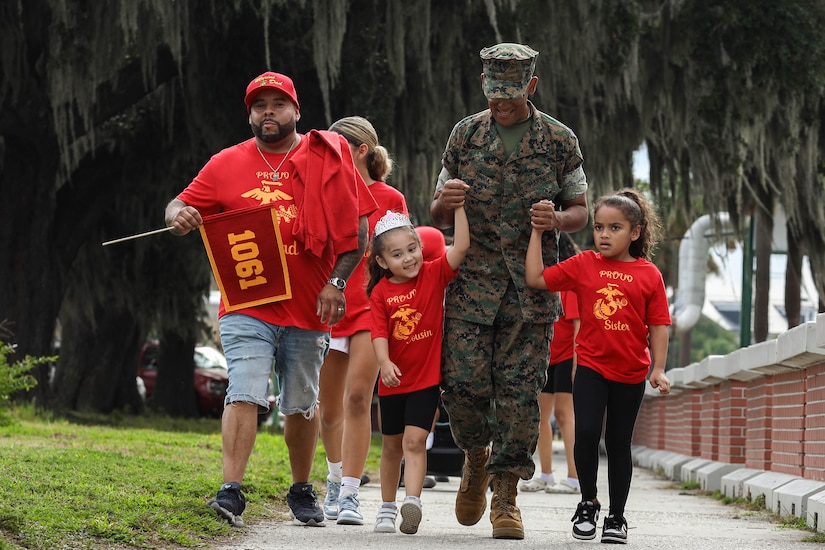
[530,200,558,231]
[650,373,671,395]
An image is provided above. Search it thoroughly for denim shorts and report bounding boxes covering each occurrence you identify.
[219,313,330,416]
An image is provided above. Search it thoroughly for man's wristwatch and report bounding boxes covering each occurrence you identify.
[327,277,347,291]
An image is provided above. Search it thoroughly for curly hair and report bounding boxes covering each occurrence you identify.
[593,188,663,260]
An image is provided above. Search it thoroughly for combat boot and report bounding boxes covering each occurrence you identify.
[455,446,491,525]
[490,471,524,539]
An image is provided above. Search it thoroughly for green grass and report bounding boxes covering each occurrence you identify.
[706,490,825,542]
[0,407,382,549]
[710,491,768,512]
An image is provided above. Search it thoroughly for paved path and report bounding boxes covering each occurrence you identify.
[210,443,817,549]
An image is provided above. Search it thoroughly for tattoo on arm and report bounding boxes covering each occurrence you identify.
[329,217,369,281]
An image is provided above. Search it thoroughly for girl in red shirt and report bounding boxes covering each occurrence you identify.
[367,203,469,535]
[525,188,671,545]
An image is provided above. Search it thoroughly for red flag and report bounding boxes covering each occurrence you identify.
[199,205,292,312]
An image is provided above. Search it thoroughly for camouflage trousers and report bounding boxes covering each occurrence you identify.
[441,301,552,480]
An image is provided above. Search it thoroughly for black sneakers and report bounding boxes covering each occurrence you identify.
[208,482,246,527]
[601,514,628,544]
[571,500,600,540]
[287,482,325,526]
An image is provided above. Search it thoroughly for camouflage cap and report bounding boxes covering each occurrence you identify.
[480,43,538,99]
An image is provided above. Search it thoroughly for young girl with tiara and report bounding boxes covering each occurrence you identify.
[367,198,469,535]
[525,188,671,544]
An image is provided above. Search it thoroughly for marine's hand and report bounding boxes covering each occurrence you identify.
[317,284,346,327]
[530,200,558,231]
[439,179,469,210]
[167,205,203,236]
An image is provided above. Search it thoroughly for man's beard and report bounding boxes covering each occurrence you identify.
[251,117,296,143]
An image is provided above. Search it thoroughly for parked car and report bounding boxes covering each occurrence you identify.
[137,341,275,423]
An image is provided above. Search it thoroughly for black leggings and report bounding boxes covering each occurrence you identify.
[573,365,645,517]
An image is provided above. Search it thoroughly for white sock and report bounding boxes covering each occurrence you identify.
[341,476,360,494]
[566,477,580,489]
[381,501,397,509]
[426,431,434,450]
[327,460,342,482]
[403,495,422,507]
[539,472,556,485]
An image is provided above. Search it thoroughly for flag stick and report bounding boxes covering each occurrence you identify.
[101,226,175,246]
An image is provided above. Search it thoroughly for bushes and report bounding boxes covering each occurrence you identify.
[0,340,52,425]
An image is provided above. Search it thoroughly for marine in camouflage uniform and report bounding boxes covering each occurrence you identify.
[430,42,589,539]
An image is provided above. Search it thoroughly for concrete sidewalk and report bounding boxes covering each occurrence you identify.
[210,443,816,549]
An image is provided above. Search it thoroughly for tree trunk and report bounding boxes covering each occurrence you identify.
[53,304,144,414]
[0,89,64,403]
[678,329,693,368]
[753,201,773,342]
[784,233,802,329]
[150,332,199,417]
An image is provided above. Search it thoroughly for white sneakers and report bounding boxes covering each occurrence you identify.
[518,476,580,493]
[399,500,422,535]
[545,478,581,494]
[336,491,364,525]
[518,477,549,492]
[375,499,422,535]
[374,504,397,533]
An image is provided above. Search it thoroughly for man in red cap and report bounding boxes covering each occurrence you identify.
[165,71,377,527]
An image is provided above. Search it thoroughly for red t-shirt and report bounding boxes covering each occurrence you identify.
[332,182,407,337]
[370,254,457,396]
[549,290,579,365]
[177,136,376,331]
[542,250,671,384]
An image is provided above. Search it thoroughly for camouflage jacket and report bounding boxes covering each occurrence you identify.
[438,102,588,325]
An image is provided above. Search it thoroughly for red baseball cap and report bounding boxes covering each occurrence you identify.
[244,72,300,112]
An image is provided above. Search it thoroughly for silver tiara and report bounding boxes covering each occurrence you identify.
[374,210,413,236]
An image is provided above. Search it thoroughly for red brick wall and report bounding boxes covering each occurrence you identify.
[717,380,747,464]
[745,376,773,470]
[666,391,690,455]
[699,385,720,460]
[770,369,807,476]
[805,364,825,480]
[634,357,825,481]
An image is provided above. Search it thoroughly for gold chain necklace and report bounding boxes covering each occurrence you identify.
[256,136,298,182]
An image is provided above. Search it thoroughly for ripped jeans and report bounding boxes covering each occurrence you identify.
[219,313,329,417]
